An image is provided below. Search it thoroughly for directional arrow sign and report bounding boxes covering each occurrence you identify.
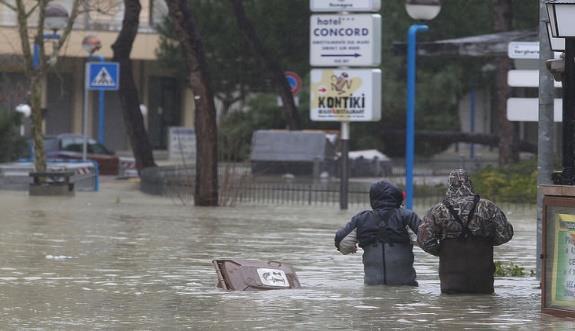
[310,14,381,67]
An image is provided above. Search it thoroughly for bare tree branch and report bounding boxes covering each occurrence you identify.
[14,0,33,72]
[229,0,301,130]
[0,0,17,11]
[25,2,40,18]
[55,0,81,53]
[78,0,122,16]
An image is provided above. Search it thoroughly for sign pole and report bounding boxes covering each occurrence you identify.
[84,60,120,156]
[83,63,89,161]
[96,55,106,145]
[310,1,381,211]
[405,24,428,210]
[340,121,350,210]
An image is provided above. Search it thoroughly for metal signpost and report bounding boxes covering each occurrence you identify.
[309,5,382,210]
[83,62,120,160]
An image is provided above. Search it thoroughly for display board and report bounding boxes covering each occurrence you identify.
[168,127,196,162]
[310,68,381,121]
[543,196,575,317]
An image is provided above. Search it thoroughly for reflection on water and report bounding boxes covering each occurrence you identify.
[0,181,572,329]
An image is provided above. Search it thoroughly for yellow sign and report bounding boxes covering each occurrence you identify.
[310,69,381,122]
[551,213,575,307]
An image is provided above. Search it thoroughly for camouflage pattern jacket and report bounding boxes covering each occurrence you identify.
[417,170,514,256]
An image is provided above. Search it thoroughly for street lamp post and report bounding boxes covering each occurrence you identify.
[30,3,69,174]
[546,0,575,185]
[81,35,105,159]
[404,0,441,209]
[34,3,69,69]
[15,104,31,137]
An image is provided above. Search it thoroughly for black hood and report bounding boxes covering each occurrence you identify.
[369,180,403,210]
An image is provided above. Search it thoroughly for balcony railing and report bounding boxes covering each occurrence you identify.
[0,0,166,33]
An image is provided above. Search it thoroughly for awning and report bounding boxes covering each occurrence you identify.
[393,30,537,57]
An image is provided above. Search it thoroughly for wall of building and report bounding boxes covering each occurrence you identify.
[0,0,194,154]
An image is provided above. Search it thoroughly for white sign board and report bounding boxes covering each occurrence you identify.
[310,0,381,12]
[507,42,562,59]
[168,127,196,162]
[507,98,562,122]
[310,69,381,122]
[257,268,289,287]
[508,42,539,59]
[508,70,562,88]
[310,14,381,67]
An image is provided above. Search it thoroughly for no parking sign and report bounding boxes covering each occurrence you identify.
[284,71,302,96]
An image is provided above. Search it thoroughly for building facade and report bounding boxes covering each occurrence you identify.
[0,0,194,152]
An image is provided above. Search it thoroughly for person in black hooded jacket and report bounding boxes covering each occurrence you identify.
[334,180,422,286]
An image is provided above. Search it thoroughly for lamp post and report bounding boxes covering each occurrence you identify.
[34,3,69,69]
[404,0,441,209]
[15,104,31,137]
[546,0,575,185]
[81,35,106,152]
[30,3,69,174]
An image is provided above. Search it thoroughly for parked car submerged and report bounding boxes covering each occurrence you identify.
[348,149,393,177]
[28,134,120,175]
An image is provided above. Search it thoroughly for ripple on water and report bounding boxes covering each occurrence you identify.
[0,189,571,329]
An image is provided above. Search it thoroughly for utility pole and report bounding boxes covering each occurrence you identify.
[536,0,555,278]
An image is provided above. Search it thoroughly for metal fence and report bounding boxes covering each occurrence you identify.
[0,160,99,192]
[142,165,450,207]
[221,180,368,206]
[140,164,536,216]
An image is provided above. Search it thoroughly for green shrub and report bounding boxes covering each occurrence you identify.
[494,261,531,277]
[472,160,537,203]
[0,108,27,162]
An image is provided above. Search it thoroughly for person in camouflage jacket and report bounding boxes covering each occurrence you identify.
[417,169,513,294]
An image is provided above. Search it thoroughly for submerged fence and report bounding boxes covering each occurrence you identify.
[141,165,448,207]
[140,164,536,215]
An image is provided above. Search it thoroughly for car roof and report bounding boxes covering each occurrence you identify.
[55,133,88,139]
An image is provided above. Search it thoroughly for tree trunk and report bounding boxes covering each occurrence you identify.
[111,0,156,171]
[166,0,219,206]
[30,74,46,173]
[229,0,301,131]
[493,0,519,164]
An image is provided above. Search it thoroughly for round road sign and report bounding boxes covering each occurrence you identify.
[285,71,303,96]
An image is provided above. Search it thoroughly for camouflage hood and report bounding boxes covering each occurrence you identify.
[445,169,476,200]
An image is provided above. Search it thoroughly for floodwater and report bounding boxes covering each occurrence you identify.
[0,180,573,330]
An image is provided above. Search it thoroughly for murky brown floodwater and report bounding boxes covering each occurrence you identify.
[0,180,573,330]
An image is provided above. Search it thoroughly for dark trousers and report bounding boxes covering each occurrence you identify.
[439,237,494,294]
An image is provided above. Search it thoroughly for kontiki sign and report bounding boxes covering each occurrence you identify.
[310,69,381,122]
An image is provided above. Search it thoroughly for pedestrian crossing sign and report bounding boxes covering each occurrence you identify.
[86,62,120,91]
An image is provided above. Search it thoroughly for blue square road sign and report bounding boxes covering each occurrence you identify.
[86,62,120,91]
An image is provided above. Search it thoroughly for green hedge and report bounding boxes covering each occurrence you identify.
[471,160,537,204]
[0,108,26,162]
